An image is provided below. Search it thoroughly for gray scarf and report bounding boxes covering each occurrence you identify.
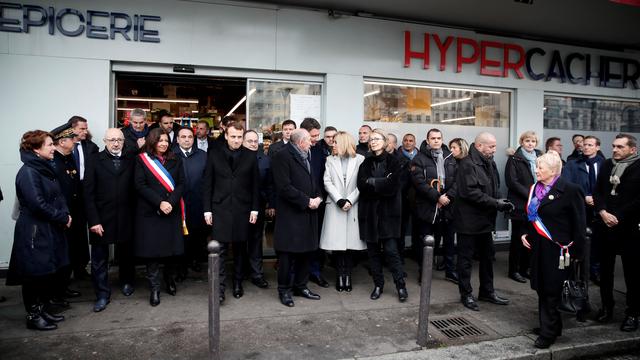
[293,144,311,173]
[431,148,446,186]
[519,147,538,182]
[609,153,640,195]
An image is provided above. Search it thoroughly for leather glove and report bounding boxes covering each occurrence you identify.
[336,199,347,208]
[496,199,515,213]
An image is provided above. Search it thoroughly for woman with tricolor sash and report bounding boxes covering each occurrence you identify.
[521,151,586,349]
[133,128,185,307]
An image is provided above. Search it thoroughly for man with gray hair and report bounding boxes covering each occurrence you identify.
[83,128,137,312]
[454,132,514,311]
[271,128,323,307]
[122,108,149,155]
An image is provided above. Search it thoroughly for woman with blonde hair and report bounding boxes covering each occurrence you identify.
[320,131,366,292]
[521,150,585,348]
[357,129,407,302]
[506,131,542,283]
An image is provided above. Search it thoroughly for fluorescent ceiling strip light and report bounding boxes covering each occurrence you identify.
[364,90,380,97]
[117,97,199,104]
[440,116,476,123]
[117,107,150,111]
[226,89,257,117]
[364,81,501,94]
[431,97,472,107]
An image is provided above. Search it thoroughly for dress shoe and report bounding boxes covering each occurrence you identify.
[445,272,459,285]
[344,275,352,292]
[165,279,177,296]
[121,284,135,297]
[93,298,110,313]
[251,277,269,289]
[41,309,65,323]
[335,275,345,292]
[279,292,294,307]
[64,288,82,298]
[219,291,225,305]
[293,288,321,300]
[233,282,244,299]
[620,315,639,332]
[397,286,408,302]
[150,290,160,307]
[509,273,527,283]
[534,335,555,349]
[461,295,479,311]
[26,307,57,331]
[309,274,330,288]
[370,286,383,300]
[596,307,613,323]
[478,292,510,305]
[48,298,70,309]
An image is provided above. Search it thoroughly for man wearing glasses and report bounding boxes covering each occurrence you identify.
[83,129,137,312]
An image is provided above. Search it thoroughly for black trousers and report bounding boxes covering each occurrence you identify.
[367,239,404,287]
[22,274,55,312]
[68,208,90,276]
[334,250,355,277]
[538,291,562,339]
[247,215,265,279]
[400,199,419,260]
[457,232,495,297]
[146,259,177,292]
[508,219,530,275]
[418,217,456,274]
[91,242,136,300]
[310,204,326,277]
[219,242,246,291]
[600,241,640,316]
[277,251,311,294]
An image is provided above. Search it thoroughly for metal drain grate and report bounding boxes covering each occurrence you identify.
[430,317,485,339]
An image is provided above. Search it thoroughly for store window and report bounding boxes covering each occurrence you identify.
[544,95,640,132]
[247,80,323,134]
[364,81,510,127]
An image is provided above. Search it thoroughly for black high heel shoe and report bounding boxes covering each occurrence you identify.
[344,275,352,292]
[336,275,345,292]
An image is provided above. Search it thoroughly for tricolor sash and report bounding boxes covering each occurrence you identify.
[526,183,572,269]
[139,153,189,235]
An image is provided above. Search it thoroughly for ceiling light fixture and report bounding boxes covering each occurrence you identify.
[364,90,380,97]
[226,89,257,117]
[431,97,472,107]
[365,81,501,94]
[117,97,199,104]
[440,116,476,123]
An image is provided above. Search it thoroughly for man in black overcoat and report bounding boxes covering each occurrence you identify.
[454,132,514,311]
[593,133,640,332]
[203,122,259,303]
[83,128,136,312]
[272,129,323,307]
[122,108,149,155]
[268,119,297,157]
[173,127,209,279]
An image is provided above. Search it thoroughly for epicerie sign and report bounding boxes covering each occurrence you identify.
[0,2,161,42]
[404,31,639,90]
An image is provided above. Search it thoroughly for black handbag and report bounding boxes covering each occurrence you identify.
[558,260,589,314]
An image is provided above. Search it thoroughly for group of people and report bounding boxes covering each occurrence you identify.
[6,111,639,350]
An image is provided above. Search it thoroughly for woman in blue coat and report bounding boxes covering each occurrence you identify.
[7,130,72,331]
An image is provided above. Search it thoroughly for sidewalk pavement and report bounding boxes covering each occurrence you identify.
[0,251,638,359]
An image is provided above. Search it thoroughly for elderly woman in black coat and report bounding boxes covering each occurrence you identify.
[7,130,72,330]
[521,151,586,349]
[134,128,185,306]
[505,131,543,283]
[357,129,407,302]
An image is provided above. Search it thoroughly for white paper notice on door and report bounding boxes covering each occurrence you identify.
[289,94,321,124]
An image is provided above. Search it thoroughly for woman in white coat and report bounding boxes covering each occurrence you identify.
[320,131,366,292]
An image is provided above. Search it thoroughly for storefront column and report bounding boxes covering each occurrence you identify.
[513,88,545,146]
[324,74,364,135]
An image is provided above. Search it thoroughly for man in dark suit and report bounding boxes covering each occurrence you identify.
[454,132,514,311]
[173,127,209,279]
[356,125,371,156]
[268,119,297,157]
[300,117,330,288]
[203,122,259,303]
[195,120,215,154]
[593,133,640,332]
[243,130,275,289]
[83,128,136,312]
[150,110,180,146]
[68,116,98,280]
[272,129,323,307]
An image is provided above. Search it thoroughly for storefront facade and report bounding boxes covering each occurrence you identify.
[1,0,639,266]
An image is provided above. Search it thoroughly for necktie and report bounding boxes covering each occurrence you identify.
[72,143,80,171]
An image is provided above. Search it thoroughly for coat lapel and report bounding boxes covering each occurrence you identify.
[345,156,357,188]
[289,144,310,174]
[100,151,120,175]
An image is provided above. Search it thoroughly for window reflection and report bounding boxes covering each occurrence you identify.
[544,95,640,132]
